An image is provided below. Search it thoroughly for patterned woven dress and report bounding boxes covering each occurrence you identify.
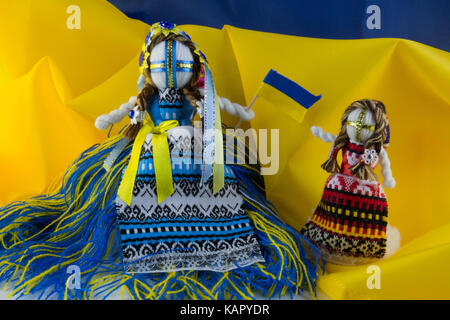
[301,142,388,262]
[115,89,265,273]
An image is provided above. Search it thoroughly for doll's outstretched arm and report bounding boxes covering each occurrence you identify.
[95,96,137,130]
[311,126,338,160]
[217,96,255,121]
[197,89,254,121]
[311,126,337,143]
[379,147,396,188]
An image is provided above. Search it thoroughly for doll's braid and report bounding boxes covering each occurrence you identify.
[123,69,156,140]
[321,104,358,173]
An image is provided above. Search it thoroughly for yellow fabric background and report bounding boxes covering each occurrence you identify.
[0,0,449,299]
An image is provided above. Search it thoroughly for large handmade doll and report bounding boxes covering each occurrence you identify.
[0,22,319,299]
[301,99,400,265]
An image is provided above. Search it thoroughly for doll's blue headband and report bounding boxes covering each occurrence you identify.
[139,21,207,76]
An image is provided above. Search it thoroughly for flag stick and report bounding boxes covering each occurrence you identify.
[235,92,259,129]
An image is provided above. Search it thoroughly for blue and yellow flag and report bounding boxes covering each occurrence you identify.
[254,69,321,124]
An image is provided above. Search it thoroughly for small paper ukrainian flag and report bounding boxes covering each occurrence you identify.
[255,69,322,123]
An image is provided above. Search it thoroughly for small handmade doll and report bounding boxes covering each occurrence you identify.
[301,99,400,265]
[99,22,265,274]
[0,22,319,300]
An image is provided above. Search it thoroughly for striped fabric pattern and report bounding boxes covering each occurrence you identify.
[301,142,388,260]
[116,126,265,273]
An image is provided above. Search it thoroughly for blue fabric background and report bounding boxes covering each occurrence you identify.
[108,0,449,52]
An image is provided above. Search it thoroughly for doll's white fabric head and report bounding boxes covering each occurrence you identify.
[149,40,194,90]
[346,108,376,144]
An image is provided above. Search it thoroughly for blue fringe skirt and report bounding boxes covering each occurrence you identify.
[0,133,322,300]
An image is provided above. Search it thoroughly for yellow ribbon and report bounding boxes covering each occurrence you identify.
[117,120,179,205]
[212,89,224,194]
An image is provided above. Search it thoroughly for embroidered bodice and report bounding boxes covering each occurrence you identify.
[340,141,369,176]
[147,88,196,126]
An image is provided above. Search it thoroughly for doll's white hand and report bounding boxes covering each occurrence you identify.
[198,88,254,121]
[95,96,137,130]
[311,126,337,143]
[217,96,255,121]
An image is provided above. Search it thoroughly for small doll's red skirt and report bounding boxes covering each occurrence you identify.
[301,173,388,262]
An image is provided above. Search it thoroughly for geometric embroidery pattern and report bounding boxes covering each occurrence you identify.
[301,172,388,258]
[116,130,265,273]
[301,141,389,260]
